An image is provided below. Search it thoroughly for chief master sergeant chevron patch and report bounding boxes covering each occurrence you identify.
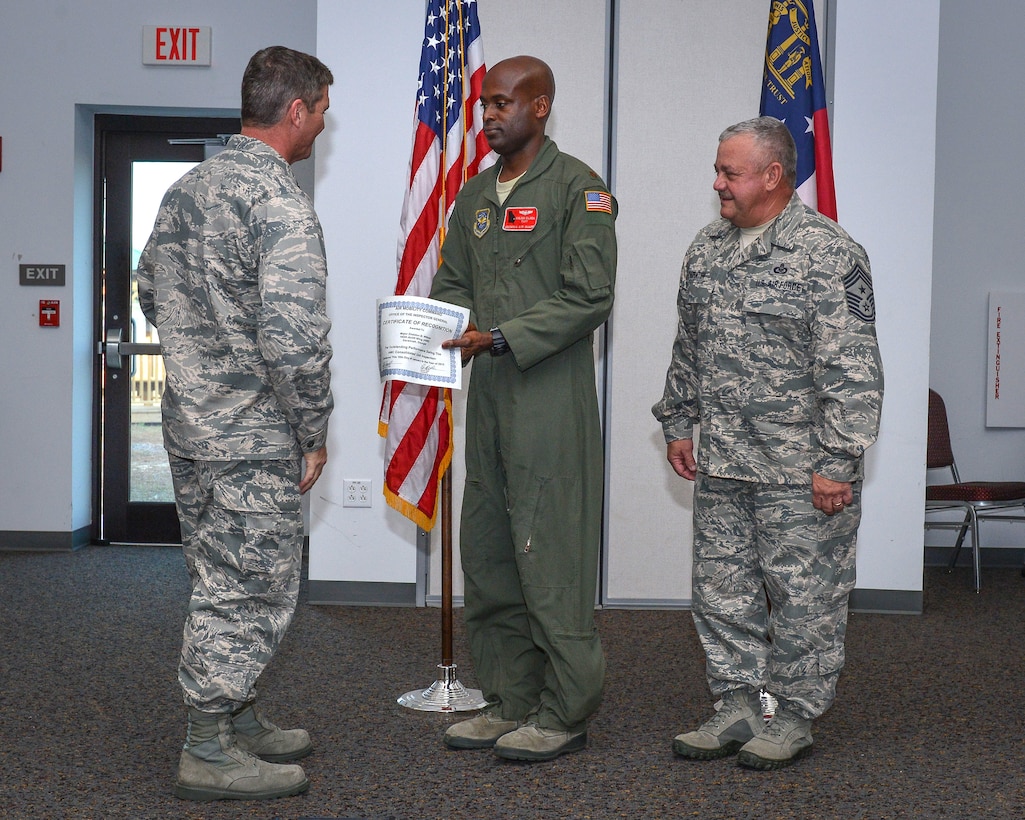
[843,262,875,323]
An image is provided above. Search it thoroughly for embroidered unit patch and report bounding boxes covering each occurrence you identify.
[473,208,491,238]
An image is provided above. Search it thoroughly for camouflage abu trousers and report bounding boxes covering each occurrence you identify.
[169,455,303,713]
[691,473,860,719]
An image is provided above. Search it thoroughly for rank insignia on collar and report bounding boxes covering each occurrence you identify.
[474,208,491,238]
[843,262,876,323]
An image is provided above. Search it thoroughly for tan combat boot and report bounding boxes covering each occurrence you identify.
[232,702,312,762]
[174,707,309,801]
[672,687,765,759]
[736,707,813,770]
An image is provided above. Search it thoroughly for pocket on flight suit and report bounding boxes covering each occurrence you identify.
[564,238,613,299]
[512,474,580,590]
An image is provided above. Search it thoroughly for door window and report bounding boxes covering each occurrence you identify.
[129,161,197,502]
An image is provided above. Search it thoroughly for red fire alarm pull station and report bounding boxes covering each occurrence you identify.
[39,300,60,327]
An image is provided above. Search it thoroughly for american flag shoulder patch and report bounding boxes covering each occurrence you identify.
[584,190,613,214]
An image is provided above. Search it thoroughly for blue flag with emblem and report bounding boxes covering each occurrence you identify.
[759,0,837,219]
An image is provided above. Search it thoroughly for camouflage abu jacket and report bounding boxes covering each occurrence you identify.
[137,134,333,461]
[652,192,882,485]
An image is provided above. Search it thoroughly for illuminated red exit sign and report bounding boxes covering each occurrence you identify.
[142,26,212,66]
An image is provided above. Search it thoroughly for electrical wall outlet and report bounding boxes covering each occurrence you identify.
[343,479,372,507]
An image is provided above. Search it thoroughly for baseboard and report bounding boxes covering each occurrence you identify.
[849,587,922,615]
[426,595,696,610]
[424,592,921,614]
[301,582,926,614]
[600,591,921,614]
[425,594,464,608]
[602,591,918,616]
[420,592,922,614]
[925,545,1025,568]
[601,597,692,610]
[306,580,416,607]
[0,527,91,552]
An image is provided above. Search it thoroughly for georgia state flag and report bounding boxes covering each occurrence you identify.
[760,0,837,220]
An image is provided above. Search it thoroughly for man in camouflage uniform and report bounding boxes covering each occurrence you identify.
[137,46,334,801]
[432,56,616,762]
[652,117,882,769]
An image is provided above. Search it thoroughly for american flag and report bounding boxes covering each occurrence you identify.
[760,0,837,220]
[585,191,614,215]
[379,0,492,531]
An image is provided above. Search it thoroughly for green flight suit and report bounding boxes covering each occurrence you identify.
[430,138,617,732]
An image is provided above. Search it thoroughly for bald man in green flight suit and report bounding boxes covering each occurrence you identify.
[430,55,617,762]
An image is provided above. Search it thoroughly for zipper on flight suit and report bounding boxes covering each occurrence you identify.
[512,219,559,267]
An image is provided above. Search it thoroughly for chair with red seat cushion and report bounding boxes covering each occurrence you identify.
[925,389,1025,591]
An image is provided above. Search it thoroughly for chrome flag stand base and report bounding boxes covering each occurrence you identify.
[398,663,487,712]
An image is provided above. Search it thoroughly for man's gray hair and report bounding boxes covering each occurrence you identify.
[719,116,797,187]
[241,46,334,128]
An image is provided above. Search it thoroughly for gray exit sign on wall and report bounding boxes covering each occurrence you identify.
[19,264,66,286]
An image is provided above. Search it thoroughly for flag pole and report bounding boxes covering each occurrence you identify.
[393,0,487,712]
[441,465,454,666]
[397,394,485,712]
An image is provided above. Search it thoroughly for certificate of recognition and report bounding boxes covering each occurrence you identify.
[377,296,471,389]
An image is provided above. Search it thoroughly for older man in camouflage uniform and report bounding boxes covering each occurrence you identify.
[138,46,334,801]
[653,116,882,770]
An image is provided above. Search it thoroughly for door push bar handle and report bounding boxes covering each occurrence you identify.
[100,328,161,368]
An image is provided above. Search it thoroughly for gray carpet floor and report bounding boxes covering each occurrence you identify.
[1,545,1022,819]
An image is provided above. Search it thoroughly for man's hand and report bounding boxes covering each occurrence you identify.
[812,471,852,516]
[441,322,494,363]
[666,439,697,481]
[300,446,328,494]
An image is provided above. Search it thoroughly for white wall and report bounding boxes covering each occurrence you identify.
[928,1,1025,550]
[831,1,939,592]
[311,0,936,609]
[607,0,938,603]
[308,1,424,588]
[310,0,611,592]
[0,1,317,542]
[608,0,773,605]
[0,1,947,610]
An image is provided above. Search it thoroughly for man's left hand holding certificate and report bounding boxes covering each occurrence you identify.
[377,296,471,389]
